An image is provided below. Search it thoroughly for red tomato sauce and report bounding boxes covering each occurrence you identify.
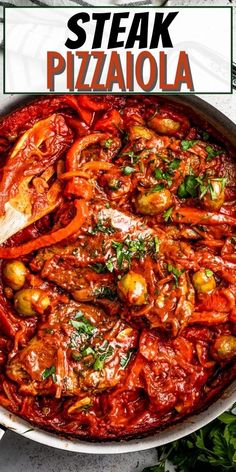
[0,95,235,440]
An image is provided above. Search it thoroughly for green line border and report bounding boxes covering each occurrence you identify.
[3,5,233,95]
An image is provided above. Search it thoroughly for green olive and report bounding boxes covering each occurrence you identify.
[118,271,147,305]
[212,335,236,361]
[148,117,181,135]
[3,261,27,291]
[192,269,216,294]
[14,288,50,317]
[129,125,154,141]
[202,179,225,211]
[135,188,172,216]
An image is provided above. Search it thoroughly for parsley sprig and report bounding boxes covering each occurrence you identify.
[142,404,236,472]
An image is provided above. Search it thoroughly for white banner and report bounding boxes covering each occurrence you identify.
[4,6,232,94]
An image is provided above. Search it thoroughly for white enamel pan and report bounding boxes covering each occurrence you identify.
[0,94,236,453]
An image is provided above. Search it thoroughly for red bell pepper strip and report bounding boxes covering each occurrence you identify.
[63,96,94,125]
[0,96,74,140]
[94,109,124,134]
[0,199,88,259]
[65,117,89,137]
[65,133,110,199]
[0,95,99,141]
[64,178,93,200]
[78,96,109,111]
[172,207,236,226]
[66,133,109,171]
[189,311,228,325]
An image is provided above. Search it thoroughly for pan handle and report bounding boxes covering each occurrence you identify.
[0,426,6,440]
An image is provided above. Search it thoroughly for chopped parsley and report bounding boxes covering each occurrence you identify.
[163,206,173,222]
[181,140,198,151]
[154,168,164,180]
[154,168,172,187]
[81,346,95,357]
[168,158,181,171]
[122,150,140,164]
[93,358,104,371]
[120,349,134,369]
[178,175,227,200]
[198,177,227,200]
[93,286,117,300]
[206,145,224,161]
[112,235,158,269]
[90,263,108,273]
[70,311,95,336]
[91,259,114,274]
[112,238,144,269]
[122,166,136,175]
[108,179,121,190]
[73,340,114,372]
[167,263,184,286]
[89,216,115,235]
[149,183,165,192]
[93,345,114,371]
[104,138,113,148]
[93,343,114,370]
[105,259,114,273]
[199,180,214,199]
[178,175,199,198]
[42,365,56,382]
[202,131,210,141]
[152,235,160,254]
[71,351,82,361]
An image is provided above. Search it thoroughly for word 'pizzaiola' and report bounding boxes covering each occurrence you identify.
[47,12,194,92]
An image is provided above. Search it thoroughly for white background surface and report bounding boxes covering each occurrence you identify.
[0,0,235,471]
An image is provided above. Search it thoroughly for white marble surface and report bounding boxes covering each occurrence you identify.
[0,431,160,472]
[0,1,235,471]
